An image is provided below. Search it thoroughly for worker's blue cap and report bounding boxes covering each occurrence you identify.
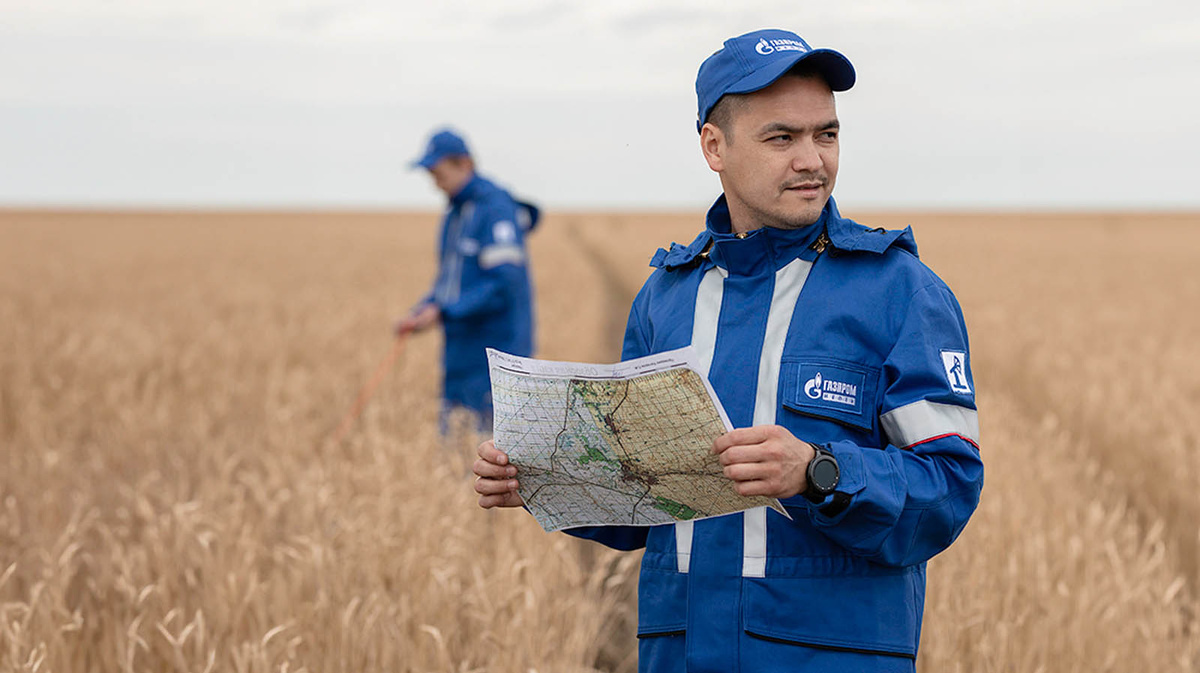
[411,129,470,169]
[695,29,855,131]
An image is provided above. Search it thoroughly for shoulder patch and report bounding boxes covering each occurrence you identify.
[940,350,972,395]
[493,220,517,244]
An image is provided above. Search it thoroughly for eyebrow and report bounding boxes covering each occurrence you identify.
[758,119,840,135]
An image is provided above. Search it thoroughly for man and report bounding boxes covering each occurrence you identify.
[473,28,983,672]
[397,128,539,434]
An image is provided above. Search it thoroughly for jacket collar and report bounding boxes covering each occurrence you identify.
[705,195,825,276]
[449,173,486,206]
[650,194,918,273]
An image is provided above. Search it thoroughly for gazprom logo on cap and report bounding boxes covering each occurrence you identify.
[755,37,809,56]
[803,371,858,407]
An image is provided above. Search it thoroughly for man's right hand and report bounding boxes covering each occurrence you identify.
[473,440,524,509]
[394,302,440,336]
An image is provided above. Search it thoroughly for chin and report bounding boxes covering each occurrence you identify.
[777,198,826,225]
[780,209,822,229]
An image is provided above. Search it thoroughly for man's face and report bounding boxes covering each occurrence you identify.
[427,156,474,198]
[701,75,840,231]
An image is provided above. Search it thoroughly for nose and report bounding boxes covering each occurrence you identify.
[790,138,823,174]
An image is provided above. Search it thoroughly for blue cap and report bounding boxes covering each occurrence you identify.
[411,129,470,169]
[696,29,855,130]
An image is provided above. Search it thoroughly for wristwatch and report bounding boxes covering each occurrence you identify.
[803,443,840,504]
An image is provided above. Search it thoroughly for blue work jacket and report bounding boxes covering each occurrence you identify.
[425,174,537,411]
[567,195,984,672]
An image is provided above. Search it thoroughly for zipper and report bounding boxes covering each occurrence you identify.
[811,231,830,255]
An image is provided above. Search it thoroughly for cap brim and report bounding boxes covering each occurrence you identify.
[410,149,470,170]
[411,155,437,170]
[727,48,856,98]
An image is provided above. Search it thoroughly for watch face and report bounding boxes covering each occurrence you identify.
[811,457,839,491]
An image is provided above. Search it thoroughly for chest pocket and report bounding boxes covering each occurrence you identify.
[457,237,480,256]
[780,357,879,433]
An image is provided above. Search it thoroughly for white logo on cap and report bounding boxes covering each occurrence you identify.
[755,37,810,57]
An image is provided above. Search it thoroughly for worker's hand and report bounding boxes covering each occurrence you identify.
[713,425,817,499]
[473,439,524,509]
[394,303,440,335]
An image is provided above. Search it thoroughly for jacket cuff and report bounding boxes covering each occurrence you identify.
[809,441,865,525]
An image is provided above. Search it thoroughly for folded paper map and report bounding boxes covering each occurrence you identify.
[487,346,786,532]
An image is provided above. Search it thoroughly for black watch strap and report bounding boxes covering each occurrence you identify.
[818,491,853,518]
[802,490,828,505]
[803,443,840,504]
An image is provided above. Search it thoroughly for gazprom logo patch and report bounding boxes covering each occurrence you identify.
[803,370,858,407]
[755,37,809,56]
[457,237,480,256]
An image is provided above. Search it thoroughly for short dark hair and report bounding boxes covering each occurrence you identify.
[705,94,746,137]
[704,61,830,139]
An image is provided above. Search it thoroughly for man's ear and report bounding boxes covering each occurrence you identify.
[700,122,726,173]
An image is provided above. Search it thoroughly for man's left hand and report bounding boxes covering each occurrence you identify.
[394,302,440,336]
[713,425,817,499]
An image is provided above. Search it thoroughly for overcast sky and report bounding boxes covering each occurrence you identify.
[1,0,1197,210]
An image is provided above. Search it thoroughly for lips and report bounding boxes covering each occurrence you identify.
[782,177,827,193]
[784,181,825,196]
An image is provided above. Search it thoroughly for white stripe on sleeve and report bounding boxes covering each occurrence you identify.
[880,399,980,449]
[478,244,525,269]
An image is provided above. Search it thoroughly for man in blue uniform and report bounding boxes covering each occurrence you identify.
[473,29,983,671]
[397,128,538,434]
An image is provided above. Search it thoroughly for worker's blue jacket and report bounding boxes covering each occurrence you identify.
[424,174,538,412]
[566,195,983,672]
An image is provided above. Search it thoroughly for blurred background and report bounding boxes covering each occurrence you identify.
[2,1,1199,671]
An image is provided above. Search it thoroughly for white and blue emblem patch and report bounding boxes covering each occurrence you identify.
[797,364,865,414]
[492,220,517,245]
[781,359,878,432]
[457,237,480,256]
[940,350,972,395]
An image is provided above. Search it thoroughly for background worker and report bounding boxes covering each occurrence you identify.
[396,128,539,435]
[472,28,983,672]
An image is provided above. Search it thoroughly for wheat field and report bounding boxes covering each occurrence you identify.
[1,209,1197,672]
